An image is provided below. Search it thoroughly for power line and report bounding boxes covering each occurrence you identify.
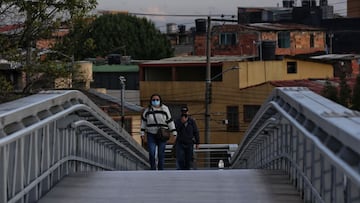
[129,12,234,18]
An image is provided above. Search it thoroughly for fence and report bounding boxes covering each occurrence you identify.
[0,90,149,203]
[230,87,360,203]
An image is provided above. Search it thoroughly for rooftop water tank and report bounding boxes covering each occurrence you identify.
[166,23,177,34]
[283,0,295,8]
[195,18,207,33]
[108,54,121,65]
[178,24,186,34]
[302,0,316,7]
[320,0,328,6]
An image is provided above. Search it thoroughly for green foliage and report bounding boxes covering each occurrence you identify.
[321,78,338,103]
[58,14,174,60]
[351,74,360,111]
[0,0,97,56]
[0,75,14,93]
[22,58,72,92]
[0,0,97,92]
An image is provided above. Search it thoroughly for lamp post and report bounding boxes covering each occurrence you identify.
[328,33,334,54]
[119,76,126,128]
[205,16,212,144]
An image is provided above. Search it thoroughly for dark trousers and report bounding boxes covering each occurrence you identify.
[176,143,193,170]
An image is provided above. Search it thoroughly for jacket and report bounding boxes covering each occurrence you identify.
[140,104,177,136]
[175,117,200,145]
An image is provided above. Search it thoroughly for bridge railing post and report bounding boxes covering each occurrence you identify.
[0,146,6,203]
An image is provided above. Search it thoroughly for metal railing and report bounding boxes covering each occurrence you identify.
[230,87,360,203]
[0,90,149,203]
[164,144,238,169]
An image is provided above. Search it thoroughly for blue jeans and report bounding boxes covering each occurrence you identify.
[147,133,167,170]
[176,143,193,170]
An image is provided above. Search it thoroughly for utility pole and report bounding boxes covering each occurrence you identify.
[329,33,334,54]
[205,16,211,144]
[24,1,34,88]
[70,55,74,88]
[119,76,126,128]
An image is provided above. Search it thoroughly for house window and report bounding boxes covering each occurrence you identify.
[278,31,290,48]
[220,33,237,46]
[310,33,314,48]
[287,61,297,74]
[244,105,261,122]
[226,106,239,132]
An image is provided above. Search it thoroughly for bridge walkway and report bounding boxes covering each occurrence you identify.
[38,169,302,203]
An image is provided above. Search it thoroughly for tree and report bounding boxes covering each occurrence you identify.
[0,0,97,92]
[321,78,338,103]
[57,13,174,60]
[352,74,360,111]
[0,75,13,93]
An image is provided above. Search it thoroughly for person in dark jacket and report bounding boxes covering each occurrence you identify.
[174,106,200,170]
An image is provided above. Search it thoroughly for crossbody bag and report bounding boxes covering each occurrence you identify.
[151,107,171,141]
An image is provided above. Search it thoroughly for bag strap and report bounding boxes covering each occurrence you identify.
[151,107,160,129]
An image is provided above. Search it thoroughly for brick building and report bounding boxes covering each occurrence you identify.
[194,23,326,58]
[348,0,360,17]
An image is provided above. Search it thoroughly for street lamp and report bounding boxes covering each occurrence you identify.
[119,76,126,128]
[210,66,239,81]
[328,33,334,54]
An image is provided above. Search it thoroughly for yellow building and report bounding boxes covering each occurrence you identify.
[239,58,333,88]
[139,56,334,145]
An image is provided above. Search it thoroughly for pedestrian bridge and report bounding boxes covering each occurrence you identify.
[1,88,359,203]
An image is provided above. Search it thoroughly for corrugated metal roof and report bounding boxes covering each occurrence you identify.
[92,65,139,72]
[311,54,360,60]
[245,23,323,31]
[270,78,357,94]
[141,55,254,65]
[270,80,324,94]
[0,24,23,34]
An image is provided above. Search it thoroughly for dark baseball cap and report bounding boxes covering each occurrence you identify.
[181,106,188,112]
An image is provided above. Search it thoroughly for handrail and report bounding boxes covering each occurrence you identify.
[0,90,149,203]
[230,87,360,203]
[165,144,238,169]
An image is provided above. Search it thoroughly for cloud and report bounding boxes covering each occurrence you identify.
[144,7,167,22]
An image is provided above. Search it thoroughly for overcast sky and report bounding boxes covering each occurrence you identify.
[96,0,347,31]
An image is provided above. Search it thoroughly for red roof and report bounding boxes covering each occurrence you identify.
[270,78,357,94]
[0,24,23,33]
[270,79,324,94]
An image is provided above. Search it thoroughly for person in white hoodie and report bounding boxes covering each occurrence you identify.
[140,93,177,170]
